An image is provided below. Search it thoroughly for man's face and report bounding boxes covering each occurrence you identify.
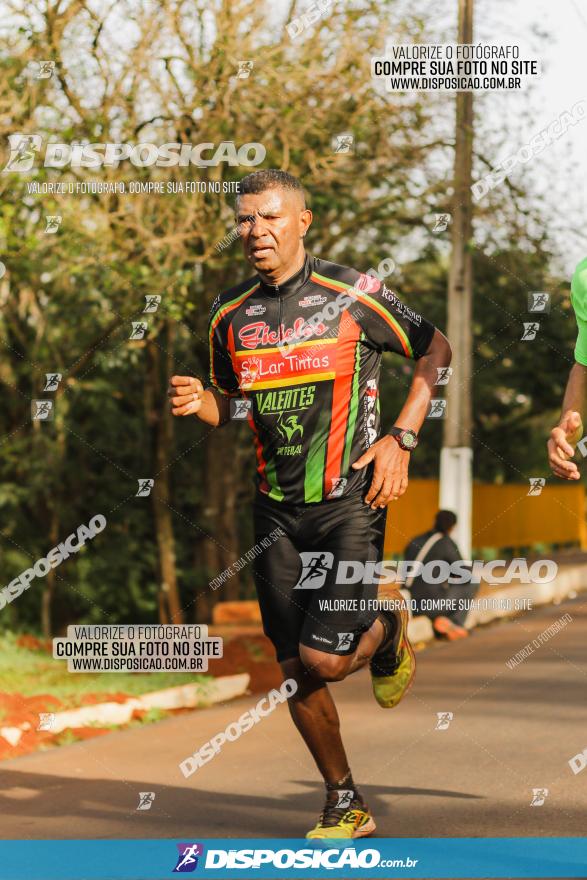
[236,187,312,278]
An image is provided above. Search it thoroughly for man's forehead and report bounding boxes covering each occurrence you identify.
[237,188,300,214]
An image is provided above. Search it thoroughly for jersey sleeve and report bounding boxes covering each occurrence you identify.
[571,261,587,366]
[351,275,436,359]
[207,298,240,396]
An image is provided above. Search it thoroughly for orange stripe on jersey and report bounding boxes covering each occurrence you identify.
[324,312,361,497]
[209,283,260,389]
[311,271,412,358]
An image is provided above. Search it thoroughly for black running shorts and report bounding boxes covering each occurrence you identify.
[252,491,387,662]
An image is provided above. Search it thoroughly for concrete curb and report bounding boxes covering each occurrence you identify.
[0,673,251,746]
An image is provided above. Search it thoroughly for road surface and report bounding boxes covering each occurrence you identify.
[1,597,586,841]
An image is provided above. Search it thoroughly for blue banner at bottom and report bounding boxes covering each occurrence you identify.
[1,838,586,879]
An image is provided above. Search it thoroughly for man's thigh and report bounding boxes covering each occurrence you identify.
[252,497,309,663]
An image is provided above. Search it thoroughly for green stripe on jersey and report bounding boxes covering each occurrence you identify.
[304,406,330,503]
[264,456,284,502]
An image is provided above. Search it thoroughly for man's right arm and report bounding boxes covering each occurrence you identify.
[168,376,231,427]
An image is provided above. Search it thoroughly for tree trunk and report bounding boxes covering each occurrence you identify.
[194,426,240,621]
[41,508,60,637]
[146,323,184,624]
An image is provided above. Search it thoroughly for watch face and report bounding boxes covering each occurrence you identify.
[402,431,417,449]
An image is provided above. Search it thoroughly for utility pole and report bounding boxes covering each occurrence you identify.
[439,0,474,557]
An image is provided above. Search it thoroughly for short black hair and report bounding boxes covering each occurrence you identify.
[434,510,457,533]
[237,169,306,207]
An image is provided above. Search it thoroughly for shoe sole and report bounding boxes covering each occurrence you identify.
[373,592,416,707]
[352,817,377,838]
[397,597,416,702]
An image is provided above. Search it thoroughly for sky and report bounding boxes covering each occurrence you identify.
[473,0,587,274]
[277,0,587,274]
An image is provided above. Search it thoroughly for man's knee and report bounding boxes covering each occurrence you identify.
[299,645,351,682]
[280,656,325,698]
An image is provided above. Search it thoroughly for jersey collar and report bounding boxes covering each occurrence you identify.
[258,253,314,298]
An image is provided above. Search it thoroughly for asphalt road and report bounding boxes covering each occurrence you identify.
[2,597,586,841]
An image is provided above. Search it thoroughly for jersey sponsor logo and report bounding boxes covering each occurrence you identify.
[238,317,328,349]
[381,286,422,325]
[298,294,327,308]
[364,379,378,446]
[245,303,267,316]
[238,352,332,387]
[276,413,304,444]
[257,385,315,414]
[275,414,304,456]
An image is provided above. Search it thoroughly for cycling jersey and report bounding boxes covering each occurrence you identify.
[208,253,436,504]
[571,256,587,366]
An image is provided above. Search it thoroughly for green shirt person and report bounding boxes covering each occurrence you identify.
[548,257,587,479]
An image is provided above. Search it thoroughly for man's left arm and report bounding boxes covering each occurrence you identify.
[351,279,451,508]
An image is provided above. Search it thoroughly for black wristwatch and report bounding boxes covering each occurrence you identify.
[389,426,419,451]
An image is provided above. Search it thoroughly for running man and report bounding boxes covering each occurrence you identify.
[168,170,451,838]
[548,257,587,478]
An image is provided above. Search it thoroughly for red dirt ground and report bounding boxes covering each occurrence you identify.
[0,633,282,760]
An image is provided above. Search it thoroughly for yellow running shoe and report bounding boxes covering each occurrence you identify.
[370,593,416,709]
[306,790,376,839]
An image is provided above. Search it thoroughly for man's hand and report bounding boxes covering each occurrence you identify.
[352,435,410,508]
[168,375,204,416]
[548,410,583,480]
